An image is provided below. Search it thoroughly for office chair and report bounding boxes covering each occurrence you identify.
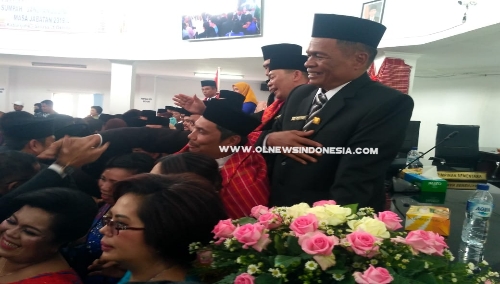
[397,121,421,158]
[385,121,421,193]
[429,124,480,171]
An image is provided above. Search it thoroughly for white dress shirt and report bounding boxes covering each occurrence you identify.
[216,154,233,169]
[263,82,350,146]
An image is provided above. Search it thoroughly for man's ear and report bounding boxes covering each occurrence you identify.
[27,139,40,153]
[221,135,241,147]
[353,52,370,70]
[7,181,19,191]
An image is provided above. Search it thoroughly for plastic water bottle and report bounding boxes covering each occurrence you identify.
[461,184,493,247]
[406,147,420,169]
[459,184,493,264]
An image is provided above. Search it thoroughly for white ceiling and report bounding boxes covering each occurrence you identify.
[1,22,499,81]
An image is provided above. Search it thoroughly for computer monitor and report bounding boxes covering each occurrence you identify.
[434,124,480,169]
[399,121,421,156]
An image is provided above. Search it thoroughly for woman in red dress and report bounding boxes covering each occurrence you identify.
[0,188,97,284]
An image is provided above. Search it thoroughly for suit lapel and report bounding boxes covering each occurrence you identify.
[308,73,373,133]
[293,89,317,129]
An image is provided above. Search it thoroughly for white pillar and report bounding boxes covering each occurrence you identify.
[109,60,136,114]
[0,67,10,113]
[379,51,421,95]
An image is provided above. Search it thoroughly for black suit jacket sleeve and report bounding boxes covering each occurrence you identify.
[252,110,264,121]
[81,127,189,179]
[100,127,189,154]
[0,169,65,220]
[330,94,414,207]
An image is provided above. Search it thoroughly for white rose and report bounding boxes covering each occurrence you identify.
[306,205,352,226]
[287,203,311,219]
[347,217,390,238]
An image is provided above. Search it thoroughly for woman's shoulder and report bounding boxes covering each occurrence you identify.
[11,269,82,284]
[127,281,202,284]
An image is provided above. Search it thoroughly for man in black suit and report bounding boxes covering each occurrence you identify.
[253,44,303,125]
[262,14,414,212]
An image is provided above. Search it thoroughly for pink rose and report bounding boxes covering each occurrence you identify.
[250,205,269,218]
[344,231,380,258]
[290,213,319,236]
[375,211,403,231]
[212,219,236,244]
[234,273,255,284]
[196,250,213,265]
[353,265,393,284]
[258,212,282,229]
[390,236,407,244]
[313,200,337,207]
[233,223,271,252]
[485,280,492,284]
[298,231,339,256]
[405,230,448,256]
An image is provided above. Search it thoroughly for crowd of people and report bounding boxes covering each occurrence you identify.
[182,5,261,40]
[0,13,413,284]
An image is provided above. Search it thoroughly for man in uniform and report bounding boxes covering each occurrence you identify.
[263,14,414,212]
[249,53,309,142]
[201,80,218,101]
[255,43,302,116]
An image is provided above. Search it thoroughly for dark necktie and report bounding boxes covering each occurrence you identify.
[303,91,327,130]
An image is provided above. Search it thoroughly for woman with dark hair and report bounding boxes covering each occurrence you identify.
[0,187,97,283]
[103,118,128,131]
[63,153,155,283]
[33,103,43,117]
[100,173,227,283]
[151,152,222,191]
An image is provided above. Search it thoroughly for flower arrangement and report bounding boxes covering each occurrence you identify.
[190,201,500,284]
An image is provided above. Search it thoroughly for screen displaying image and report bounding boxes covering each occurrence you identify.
[182,0,262,40]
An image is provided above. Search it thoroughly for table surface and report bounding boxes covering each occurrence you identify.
[392,185,500,271]
[480,147,499,153]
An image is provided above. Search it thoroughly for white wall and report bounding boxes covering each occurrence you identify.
[0,0,499,59]
[134,76,269,111]
[7,67,112,114]
[410,75,500,158]
[4,68,268,114]
[6,68,500,157]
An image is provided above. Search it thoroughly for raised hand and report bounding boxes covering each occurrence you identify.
[266,130,323,164]
[173,94,206,115]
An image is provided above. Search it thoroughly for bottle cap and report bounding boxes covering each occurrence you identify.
[477,184,489,190]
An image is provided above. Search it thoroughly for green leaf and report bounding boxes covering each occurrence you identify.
[300,253,313,260]
[215,273,238,284]
[415,273,439,284]
[286,235,302,255]
[274,255,301,269]
[326,268,348,275]
[255,273,282,284]
[342,203,358,214]
[274,234,286,255]
[338,275,356,284]
[390,273,413,284]
[237,217,257,225]
[405,260,426,276]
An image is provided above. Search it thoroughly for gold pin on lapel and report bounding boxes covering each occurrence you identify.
[312,117,321,124]
[291,115,307,121]
[274,114,281,120]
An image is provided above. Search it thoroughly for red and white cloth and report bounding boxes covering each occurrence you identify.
[368,58,412,94]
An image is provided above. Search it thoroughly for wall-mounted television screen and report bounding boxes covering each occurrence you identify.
[182,0,262,41]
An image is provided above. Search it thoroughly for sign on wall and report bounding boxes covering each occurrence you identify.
[0,0,125,33]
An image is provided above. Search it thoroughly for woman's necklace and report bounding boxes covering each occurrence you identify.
[0,258,33,278]
[147,264,176,282]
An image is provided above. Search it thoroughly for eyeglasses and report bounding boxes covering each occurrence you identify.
[102,215,145,235]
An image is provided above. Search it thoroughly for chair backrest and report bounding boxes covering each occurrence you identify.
[399,121,421,155]
[435,124,480,169]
